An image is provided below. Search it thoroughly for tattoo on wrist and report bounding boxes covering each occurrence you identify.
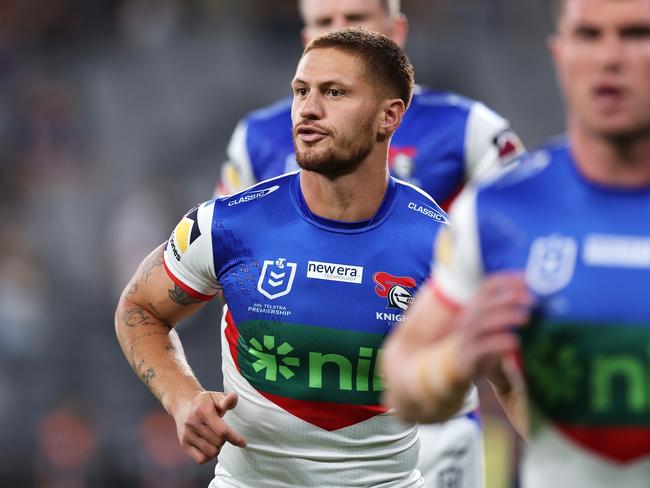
[168,284,202,305]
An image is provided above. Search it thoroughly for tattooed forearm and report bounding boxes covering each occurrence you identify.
[141,367,156,385]
[168,284,203,305]
[129,346,162,399]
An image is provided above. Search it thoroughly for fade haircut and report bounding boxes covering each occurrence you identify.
[303,27,415,109]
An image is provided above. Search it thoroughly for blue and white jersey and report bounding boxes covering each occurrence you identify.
[219,87,523,209]
[164,172,467,488]
[433,140,650,488]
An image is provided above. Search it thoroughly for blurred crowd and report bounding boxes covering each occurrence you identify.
[1,1,562,486]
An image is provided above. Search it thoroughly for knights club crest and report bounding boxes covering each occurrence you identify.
[525,234,577,295]
[257,258,298,300]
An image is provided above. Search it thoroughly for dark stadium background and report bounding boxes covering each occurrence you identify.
[0,1,561,486]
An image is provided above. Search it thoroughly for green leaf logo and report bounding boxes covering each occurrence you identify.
[527,335,582,406]
[249,335,300,381]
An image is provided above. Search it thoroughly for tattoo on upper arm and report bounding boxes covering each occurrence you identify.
[168,284,203,305]
[141,253,164,283]
[125,282,139,298]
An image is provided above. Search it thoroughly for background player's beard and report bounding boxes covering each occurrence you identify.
[294,121,375,180]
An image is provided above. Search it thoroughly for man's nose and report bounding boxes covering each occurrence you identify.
[298,91,324,119]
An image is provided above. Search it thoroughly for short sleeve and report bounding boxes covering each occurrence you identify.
[432,186,483,307]
[464,102,524,184]
[163,201,220,301]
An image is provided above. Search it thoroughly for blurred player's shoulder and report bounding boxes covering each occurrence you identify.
[478,137,568,194]
[412,86,475,112]
[244,96,292,126]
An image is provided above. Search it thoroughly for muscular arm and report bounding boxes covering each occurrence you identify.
[115,244,206,413]
[382,274,531,437]
[115,244,246,463]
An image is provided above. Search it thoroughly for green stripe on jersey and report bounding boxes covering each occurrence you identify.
[521,319,650,426]
[235,320,386,405]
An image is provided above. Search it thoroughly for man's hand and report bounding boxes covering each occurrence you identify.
[172,391,247,464]
[449,272,534,383]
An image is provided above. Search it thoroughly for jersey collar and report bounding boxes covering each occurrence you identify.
[291,172,398,233]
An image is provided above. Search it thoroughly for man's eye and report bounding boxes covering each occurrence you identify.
[328,89,342,97]
[295,88,308,96]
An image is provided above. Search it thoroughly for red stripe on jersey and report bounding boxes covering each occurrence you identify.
[439,184,463,212]
[556,424,650,464]
[224,309,240,368]
[430,281,463,313]
[162,256,214,301]
[259,391,389,431]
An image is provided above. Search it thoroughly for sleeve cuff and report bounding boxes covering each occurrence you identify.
[163,255,215,302]
[430,280,463,313]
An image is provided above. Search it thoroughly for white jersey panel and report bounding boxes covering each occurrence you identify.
[464,102,523,185]
[433,187,483,306]
[213,306,424,488]
[163,201,220,297]
[522,426,650,488]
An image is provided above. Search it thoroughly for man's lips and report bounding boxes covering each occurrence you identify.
[592,83,627,107]
[296,125,329,142]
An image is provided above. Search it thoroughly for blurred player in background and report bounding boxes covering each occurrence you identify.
[382,0,650,486]
[218,4,525,486]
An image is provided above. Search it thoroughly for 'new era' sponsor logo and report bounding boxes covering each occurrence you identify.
[307,261,363,284]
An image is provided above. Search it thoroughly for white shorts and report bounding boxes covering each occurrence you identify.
[418,411,483,488]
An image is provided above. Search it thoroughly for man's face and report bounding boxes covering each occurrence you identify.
[551,0,650,141]
[291,48,382,179]
[300,0,405,48]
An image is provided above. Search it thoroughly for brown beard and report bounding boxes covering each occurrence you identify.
[294,120,375,180]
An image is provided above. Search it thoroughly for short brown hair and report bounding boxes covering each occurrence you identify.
[303,27,415,108]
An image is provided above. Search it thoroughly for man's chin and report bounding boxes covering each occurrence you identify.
[296,156,361,180]
[592,121,650,145]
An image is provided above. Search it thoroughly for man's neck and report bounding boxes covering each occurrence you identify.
[570,124,650,188]
[299,153,390,222]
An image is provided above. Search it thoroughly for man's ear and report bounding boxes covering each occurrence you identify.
[378,99,406,138]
